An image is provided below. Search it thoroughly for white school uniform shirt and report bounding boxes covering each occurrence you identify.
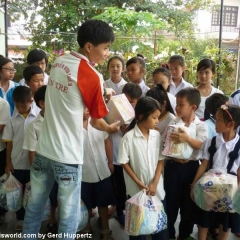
[118,125,165,200]
[19,72,49,86]
[202,133,240,175]
[82,122,111,183]
[169,78,193,96]
[103,78,127,95]
[167,92,176,113]
[139,80,150,96]
[0,98,10,152]
[2,105,39,169]
[0,80,16,99]
[22,113,44,151]
[157,112,176,135]
[195,87,223,120]
[230,89,240,106]
[165,116,208,160]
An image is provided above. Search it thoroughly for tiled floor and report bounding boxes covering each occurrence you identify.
[0,211,239,240]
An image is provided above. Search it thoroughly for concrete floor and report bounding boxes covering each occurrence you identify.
[0,211,239,240]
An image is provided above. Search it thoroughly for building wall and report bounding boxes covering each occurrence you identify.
[194,0,240,40]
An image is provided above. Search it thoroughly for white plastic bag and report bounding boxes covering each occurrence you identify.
[23,182,51,221]
[193,169,238,212]
[2,173,22,211]
[125,190,167,236]
[162,124,195,159]
[0,174,8,209]
[77,200,88,231]
[233,186,240,214]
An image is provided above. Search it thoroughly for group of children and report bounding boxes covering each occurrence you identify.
[0,40,240,240]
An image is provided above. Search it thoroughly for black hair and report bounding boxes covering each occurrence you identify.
[176,87,201,108]
[217,104,240,129]
[107,56,125,70]
[146,84,175,115]
[23,65,44,82]
[205,93,229,116]
[127,96,161,132]
[152,67,171,92]
[168,55,185,67]
[152,67,171,81]
[0,57,12,70]
[34,85,47,108]
[77,20,115,48]
[197,58,216,74]
[27,49,48,65]
[126,57,145,69]
[122,82,142,100]
[12,86,32,103]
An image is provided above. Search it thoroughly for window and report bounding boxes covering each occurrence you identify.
[212,6,238,27]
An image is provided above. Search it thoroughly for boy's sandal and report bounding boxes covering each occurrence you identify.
[101,229,113,240]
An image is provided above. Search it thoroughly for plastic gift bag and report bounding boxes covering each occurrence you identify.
[193,169,238,212]
[233,186,240,214]
[2,173,23,211]
[162,124,195,160]
[0,174,8,209]
[77,200,88,231]
[125,190,167,236]
[23,182,51,221]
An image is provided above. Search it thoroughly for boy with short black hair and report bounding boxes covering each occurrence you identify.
[23,65,44,98]
[22,20,119,239]
[2,86,39,231]
[19,49,49,86]
[163,87,208,240]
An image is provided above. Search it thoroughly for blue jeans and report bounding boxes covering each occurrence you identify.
[22,153,82,240]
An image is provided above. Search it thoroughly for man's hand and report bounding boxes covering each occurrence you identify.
[107,121,120,134]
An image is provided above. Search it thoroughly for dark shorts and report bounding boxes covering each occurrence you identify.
[81,176,115,210]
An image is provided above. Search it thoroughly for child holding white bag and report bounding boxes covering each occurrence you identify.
[191,104,240,240]
[117,96,168,240]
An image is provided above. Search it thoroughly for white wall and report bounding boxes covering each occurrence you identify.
[194,0,240,40]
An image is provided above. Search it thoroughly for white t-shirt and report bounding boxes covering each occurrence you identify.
[2,105,39,169]
[82,122,111,183]
[169,78,193,96]
[0,98,10,151]
[157,112,176,135]
[202,133,240,175]
[118,125,165,200]
[195,87,223,120]
[103,78,127,95]
[164,116,208,160]
[19,72,49,86]
[22,113,44,151]
[36,52,109,164]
